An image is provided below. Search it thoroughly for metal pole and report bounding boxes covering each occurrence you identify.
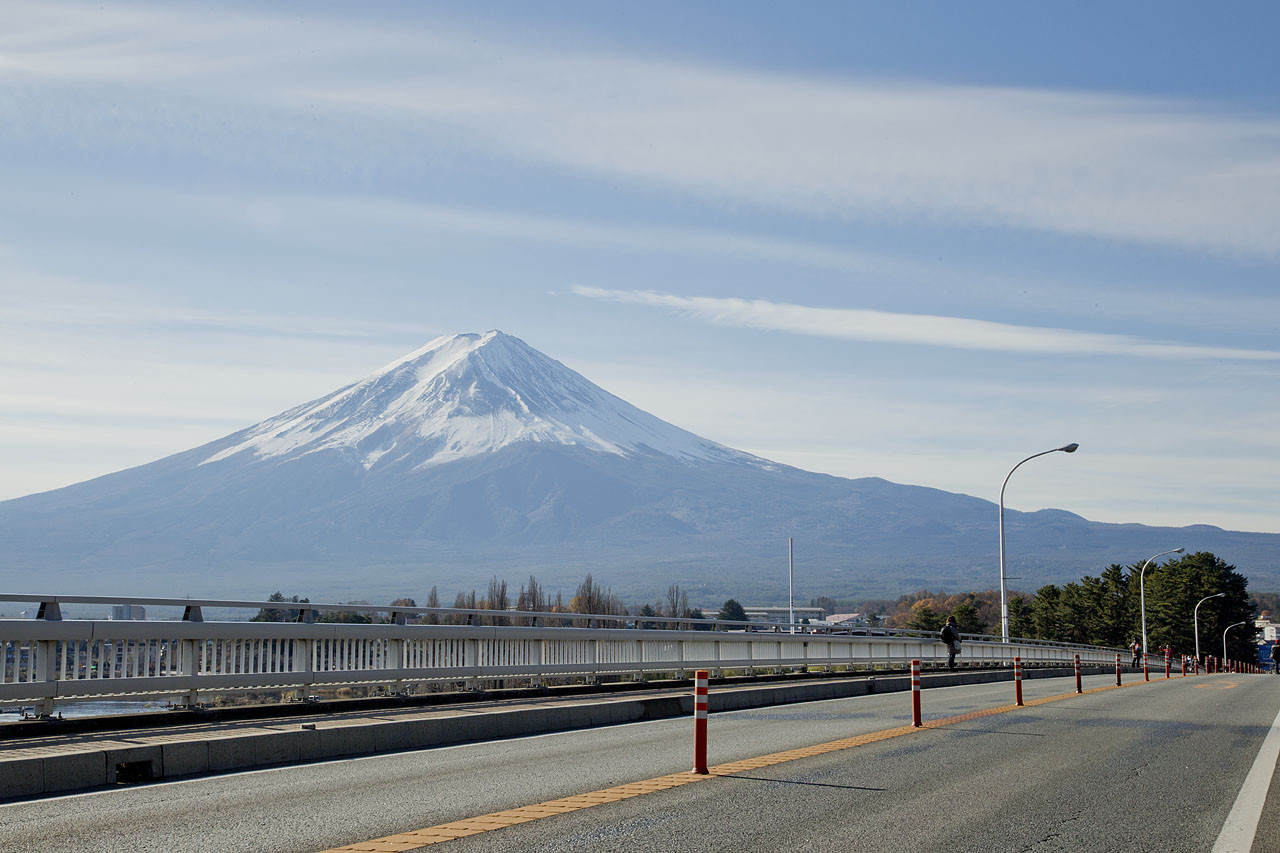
[1224,621,1247,670]
[1194,592,1225,668]
[788,537,794,634]
[998,444,1078,643]
[1138,547,1184,658]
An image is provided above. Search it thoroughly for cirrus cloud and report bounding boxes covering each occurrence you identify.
[574,286,1280,361]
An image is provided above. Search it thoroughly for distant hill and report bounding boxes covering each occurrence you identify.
[2,331,1277,603]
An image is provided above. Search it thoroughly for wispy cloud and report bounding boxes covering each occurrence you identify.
[4,4,1279,256]
[574,287,1280,361]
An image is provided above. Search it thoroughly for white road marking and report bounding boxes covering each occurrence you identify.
[1213,701,1280,852]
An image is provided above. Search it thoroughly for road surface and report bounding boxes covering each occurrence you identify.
[2,672,1276,852]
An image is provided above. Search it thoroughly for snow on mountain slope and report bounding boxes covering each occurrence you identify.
[203,331,769,471]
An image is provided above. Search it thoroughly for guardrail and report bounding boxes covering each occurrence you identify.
[0,593,1124,714]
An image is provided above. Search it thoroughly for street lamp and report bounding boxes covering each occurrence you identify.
[1194,592,1226,664]
[1139,547,1184,657]
[999,443,1079,642]
[1224,620,1249,669]
[788,537,794,634]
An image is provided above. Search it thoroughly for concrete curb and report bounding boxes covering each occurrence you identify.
[0,665,1111,800]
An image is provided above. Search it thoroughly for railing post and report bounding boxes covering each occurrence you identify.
[911,659,922,727]
[180,638,200,707]
[535,639,547,687]
[292,637,314,701]
[1074,654,1082,694]
[464,638,479,691]
[691,670,709,774]
[35,639,58,717]
[1014,656,1023,706]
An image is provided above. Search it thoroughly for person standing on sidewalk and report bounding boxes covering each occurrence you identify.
[940,615,961,671]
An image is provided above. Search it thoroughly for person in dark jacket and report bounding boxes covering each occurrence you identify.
[940,615,960,671]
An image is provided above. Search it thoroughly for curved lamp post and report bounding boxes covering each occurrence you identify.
[1139,547,1184,657]
[1194,592,1226,665]
[999,443,1079,642]
[1224,620,1249,670]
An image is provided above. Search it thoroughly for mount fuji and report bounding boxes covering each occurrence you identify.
[2,331,1278,602]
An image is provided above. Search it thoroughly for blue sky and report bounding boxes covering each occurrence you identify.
[2,1,1278,534]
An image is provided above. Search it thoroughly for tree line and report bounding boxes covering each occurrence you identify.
[250,551,1262,660]
[252,574,708,626]
[887,551,1258,660]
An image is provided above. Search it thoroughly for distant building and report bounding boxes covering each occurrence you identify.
[111,604,146,620]
[742,606,826,626]
[823,612,867,627]
[1256,619,1278,642]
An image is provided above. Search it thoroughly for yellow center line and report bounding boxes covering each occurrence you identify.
[321,673,1186,852]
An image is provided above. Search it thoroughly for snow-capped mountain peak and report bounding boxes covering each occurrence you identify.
[203,331,763,471]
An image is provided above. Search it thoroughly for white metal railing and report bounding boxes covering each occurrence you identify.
[0,593,1124,713]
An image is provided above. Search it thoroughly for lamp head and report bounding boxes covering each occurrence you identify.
[1059,443,1079,453]
[1213,592,1227,599]
[1173,547,1185,554]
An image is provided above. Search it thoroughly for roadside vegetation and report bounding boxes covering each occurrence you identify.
[250,551,1264,660]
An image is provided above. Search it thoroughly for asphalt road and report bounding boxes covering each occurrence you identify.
[2,672,1277,852]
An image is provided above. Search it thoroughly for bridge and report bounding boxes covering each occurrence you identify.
[1,594,1276,852]
[0,593,1131,714]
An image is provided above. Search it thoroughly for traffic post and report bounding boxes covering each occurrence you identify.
[692,670,709,774]
[1014,656,1024,706]
[1115,652,1122,686]
[1165,649,1171,679]
[1074,654,1082,693]
[911,659,922,727]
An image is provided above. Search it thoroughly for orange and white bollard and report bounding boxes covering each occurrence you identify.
[1074,654,1082,694]
[692,670,709,774]
[1165,650,1171,679]
[911,659,922,727]
[1144,655,1150,682]
[1115,652,1122,686]
[1014,656,1024,706]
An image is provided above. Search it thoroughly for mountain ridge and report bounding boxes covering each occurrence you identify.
[2,332,1277,601]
